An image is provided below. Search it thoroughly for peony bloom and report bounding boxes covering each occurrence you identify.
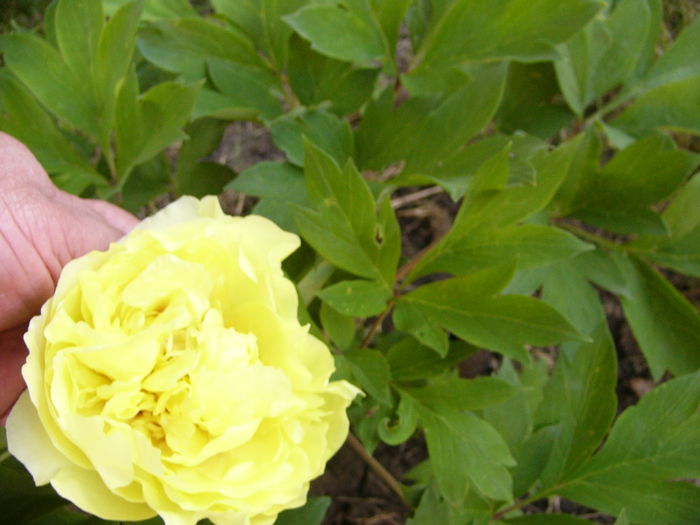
[7,196,359,525]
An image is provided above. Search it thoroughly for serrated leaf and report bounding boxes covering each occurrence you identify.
[227,161,308,233]
[137,18,263,81]
[318,279,392,317]
[413,0,602,68]
[270,108,353,167]
[559,370,700,525]
[293,141,398,286]
[618,255,700,379]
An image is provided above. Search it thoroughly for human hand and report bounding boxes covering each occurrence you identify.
[0,132,138,423]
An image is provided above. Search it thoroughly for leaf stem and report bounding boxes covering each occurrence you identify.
[360,299,395,348]
[346,433,409,506]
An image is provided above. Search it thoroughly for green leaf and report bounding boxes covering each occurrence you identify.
[287,34,378,115]
[387,339,474,381]
[104,0,196,20]
[356,62,507,174]
[663,173,700,239]
[402,376,518,413]
[319,302,355,350]
[540,257,606,336]
[612,75,700,137]
[274,496,331,525]
[378,393,418,446]
[175,117,228,189]
[407,483,493,525]
[115,75,200,180]
[270,108,353,167]
[293,141,399,286]
[0,71,103,184]
[344,349,392,407]
[55,0,103,83]
[534,324,617,488]
[413,224,593,278]
[643,225,700,278]
[395,266,587,362]
[207,58,283,120]
[405,390,515,502]
[496,62,574,138]
[318,279,392,317]
[1,33,99,137]
[392,300,450,357]
[614,509,630,525]
[227,161,308,233]
[560,370,700,525]
[137,18,263,81]
[618,255,700,379]
[505,515,595,525]
[554,0,654,115]
[120,152,171,212]
[413,0,602,68]
[284,3,387,68]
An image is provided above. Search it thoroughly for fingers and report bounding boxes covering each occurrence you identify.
[0,325,29,425]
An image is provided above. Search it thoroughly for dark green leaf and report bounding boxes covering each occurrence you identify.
[320,302,355,350]
[274,497,331,525]
[387,339,474,381]
[505,515,595,525]
[402,376,518,412]
[618,255,700,379]
[344,349,393,407]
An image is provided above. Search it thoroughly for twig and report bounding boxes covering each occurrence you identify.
[360,301,394,348]
[346,433,409,507]
[391,186,444,209]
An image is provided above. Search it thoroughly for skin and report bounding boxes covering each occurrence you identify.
[0,132,138,423]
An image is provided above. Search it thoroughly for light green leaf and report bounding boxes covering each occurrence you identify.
[207,58,283,120]
[318,280,392,317]
[0,71,102,184]
[662,173,700,239]
[274,496,331,525]
[613,75,700,137]
[413,0,603,68]
[618,255,700,379]
[378,394,418,445]
[560,370,700,525]
[284,3,387,68]
[293,141,398,286]
[643,225,700,278]
[227,161,308,233]
[1,33,99,136]
[137,18,263,80]
[614,509,630,525]
[55,0,103,83]
[392,300,450,357]
[270,108,353,166]
[319,302,355,350]
[103,0,196,20]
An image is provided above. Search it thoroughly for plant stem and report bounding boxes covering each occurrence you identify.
[360,299,395,348]
[346,433,409,506]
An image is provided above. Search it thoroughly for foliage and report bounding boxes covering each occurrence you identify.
[1,0,700,523]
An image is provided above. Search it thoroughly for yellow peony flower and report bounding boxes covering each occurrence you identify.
[7,196,359,525]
